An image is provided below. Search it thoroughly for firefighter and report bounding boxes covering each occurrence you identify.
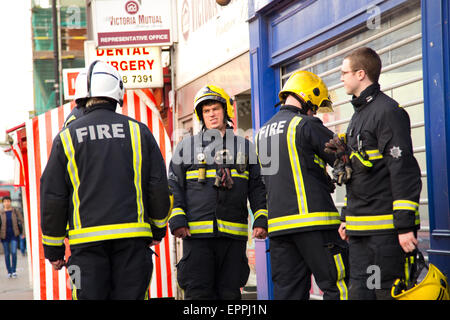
[63,71,90,127]
[256,71,349,300]
[168,85,268,300]
[40,61,172,300]
[331,47,422,300]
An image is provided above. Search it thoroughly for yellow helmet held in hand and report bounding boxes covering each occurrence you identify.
[279,70,333,113]
[391,250,450,300]
[194,85,234,122]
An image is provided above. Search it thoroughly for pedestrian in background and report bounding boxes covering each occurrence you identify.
[0,196,24,278]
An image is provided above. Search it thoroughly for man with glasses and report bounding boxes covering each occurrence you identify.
[332,47,422,300]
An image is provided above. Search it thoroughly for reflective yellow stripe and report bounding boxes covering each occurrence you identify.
[350,152,373,167]
[188,220,214,234]
[366,149,383,160]
[254,209,268,220]
[393,200,419,211]
[314,154,326,169]
[42,235,65,246]
[231,169,249,180]
[217,219,248,236]
[64,115,77,128]
[334,253,348,300]
[268,212,340,233]
[150,192,171,228]
[60,129,82,229]
[68,222,152,245]
[346,214,395,231]
[169,207,186,220]
[186,169,249,180]
[150,216,168,229]
[186,169,216,179]
[287,116,308,214]
[346,211,420,231]
[129,121,144,223]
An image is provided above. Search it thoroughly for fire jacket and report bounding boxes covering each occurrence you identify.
[341,83,422,236]
[256,105,340,237]
[40,103,172,261]
[168,129,268,240]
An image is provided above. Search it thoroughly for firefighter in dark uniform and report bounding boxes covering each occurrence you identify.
[256,71,349,300]
[168,85,268,300]
[40,61,172,300]
[333,47,422,300]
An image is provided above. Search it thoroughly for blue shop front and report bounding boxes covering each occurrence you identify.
[248,0,450,299]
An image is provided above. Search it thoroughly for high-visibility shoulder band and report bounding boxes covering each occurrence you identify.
[366,149,383,160]
[169,207,186,220]
[254,209,268,220]
[68,222,152,245]
[217,219,248,236]
[42,234,66,246]
[188,220,214,234]
[346,212,420,232]
[268,212,340,233]
[393,200,419,212]
[60,128,82,230]
[150,216,168,229]
[186,169,249,180]
[334,253,348,300]
[64,115,77,128]
[129,120,145,224]
[314,154,326,169]
[287,116,309,214]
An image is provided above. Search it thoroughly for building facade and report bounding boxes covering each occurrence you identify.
[248,0,450,289]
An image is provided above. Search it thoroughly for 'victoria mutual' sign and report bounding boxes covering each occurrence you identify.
[92,0,173,48]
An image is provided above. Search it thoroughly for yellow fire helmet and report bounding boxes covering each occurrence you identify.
[194,85,234,122]
[391,251,450,300]
[279,70,333,113]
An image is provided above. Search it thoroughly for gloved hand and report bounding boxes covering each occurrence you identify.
[325,134,352,185]
[331,158,352,186]
[324,134,349,157]
[214,167,234,189]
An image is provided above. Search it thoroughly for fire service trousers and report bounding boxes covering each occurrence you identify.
[269,229,349,300]
[348,233,406,300]
[67,237,153,300]
[176,237,250,300]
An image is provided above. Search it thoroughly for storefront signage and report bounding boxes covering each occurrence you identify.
[84,40,163,89]
[92,0,173,47]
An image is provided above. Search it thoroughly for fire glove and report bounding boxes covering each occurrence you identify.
[324,134,352,186]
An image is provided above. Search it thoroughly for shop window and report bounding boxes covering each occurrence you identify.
[280,1,429,254]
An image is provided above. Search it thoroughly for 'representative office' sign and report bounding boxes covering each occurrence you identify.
[92,0,173,47]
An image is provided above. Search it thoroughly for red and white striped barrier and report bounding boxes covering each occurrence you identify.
[23,89,174,300]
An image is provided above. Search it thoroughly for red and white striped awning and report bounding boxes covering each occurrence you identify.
[24,89,175,300]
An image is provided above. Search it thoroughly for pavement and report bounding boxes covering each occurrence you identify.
[0,252,33,300]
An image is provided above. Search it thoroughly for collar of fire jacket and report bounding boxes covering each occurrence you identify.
[351,82,381,111]
[84,102,117,114]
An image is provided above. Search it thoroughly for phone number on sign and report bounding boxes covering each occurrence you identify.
[122,75,153,84]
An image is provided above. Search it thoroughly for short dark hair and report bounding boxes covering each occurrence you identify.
[2,196,11,202]
[344,47,382,83]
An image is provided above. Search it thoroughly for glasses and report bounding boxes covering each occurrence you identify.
[341,69,365,77]
[341,70,355,76]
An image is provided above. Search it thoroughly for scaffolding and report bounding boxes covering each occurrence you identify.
[32,2,87,115]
